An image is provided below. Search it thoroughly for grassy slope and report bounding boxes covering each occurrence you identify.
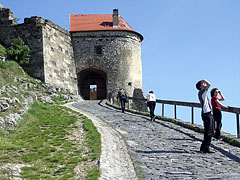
[0,60,101,179]
[0,60,25,87]
[0,60,29,118]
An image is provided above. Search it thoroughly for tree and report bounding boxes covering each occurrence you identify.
[7,37,30,65]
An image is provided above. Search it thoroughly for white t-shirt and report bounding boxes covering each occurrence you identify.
[147,93,156,102]
[198,87,212,114]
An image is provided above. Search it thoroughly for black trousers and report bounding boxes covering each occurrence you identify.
[213,108,222,138]
[120,96,126,112]
[148,101,156,118]
[200,112,214,151]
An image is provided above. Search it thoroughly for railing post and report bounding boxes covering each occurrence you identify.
[191,107,194,124]
[237,113,239,138]
[112,97,240,137]
[174,104,177,119]
[162,103,164,117]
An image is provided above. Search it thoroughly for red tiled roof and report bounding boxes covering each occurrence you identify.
[70,14,143,40]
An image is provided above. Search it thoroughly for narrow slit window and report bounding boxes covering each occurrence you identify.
[95,46,103,55]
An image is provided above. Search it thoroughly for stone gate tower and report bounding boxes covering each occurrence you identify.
[70,9,144,100]
[0,5,144,101]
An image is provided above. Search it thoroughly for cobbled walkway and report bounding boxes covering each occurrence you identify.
[72,100,240,180]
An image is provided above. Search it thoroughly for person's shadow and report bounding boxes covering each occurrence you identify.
[98,100,240,163]
[154,120,240,163]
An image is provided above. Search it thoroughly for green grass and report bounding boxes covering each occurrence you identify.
[135,162,145,180]
[0,49,101,179]
[0,102,101,179]
[86,167,100,180]
[0,60,41,88]
[0,44,6,56]
[0,60,25,78]
[83,118,101,160]
[0,60,51,118]
[52,96,65,104]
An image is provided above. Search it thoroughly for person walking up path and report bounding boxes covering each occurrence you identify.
[117,88,128,113]
[147,91,156,121]
[71,100,240,180]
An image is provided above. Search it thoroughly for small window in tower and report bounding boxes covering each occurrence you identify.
[121,24,126,27]
[95,46,103,55]
[104,23,110,27]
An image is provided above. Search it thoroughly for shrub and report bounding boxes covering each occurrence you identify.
[0,44,6,56]
[7,37,30,65]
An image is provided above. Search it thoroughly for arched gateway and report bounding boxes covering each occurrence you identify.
[71,9,143,101]
[78,69,107,100]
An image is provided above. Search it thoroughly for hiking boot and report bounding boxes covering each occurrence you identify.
[152,116,156,121]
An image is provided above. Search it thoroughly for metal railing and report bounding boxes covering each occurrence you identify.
[111,96,240,138]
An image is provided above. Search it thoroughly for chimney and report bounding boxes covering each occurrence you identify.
[112,9,119,28]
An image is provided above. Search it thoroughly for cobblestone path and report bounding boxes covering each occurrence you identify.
[72,100,240,180]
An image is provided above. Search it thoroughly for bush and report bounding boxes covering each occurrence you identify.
[0,60,10,69]
[7,37,30,65]
[0,44,6,56]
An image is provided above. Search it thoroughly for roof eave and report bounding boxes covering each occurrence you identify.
[70,29,144,41]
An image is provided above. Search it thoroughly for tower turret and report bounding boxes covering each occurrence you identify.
[0,4,16,25]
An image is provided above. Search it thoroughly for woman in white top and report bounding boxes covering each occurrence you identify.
[147,91,156,121]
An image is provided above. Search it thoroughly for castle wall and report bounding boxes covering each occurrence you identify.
[0,8,78,94]
[1,6,144,98]
[71,31,142,97]
[0,6,15,25]
[0,16,45,81]
[42,20,78,94]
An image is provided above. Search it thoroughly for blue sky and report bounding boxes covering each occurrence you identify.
[1,0,240,135]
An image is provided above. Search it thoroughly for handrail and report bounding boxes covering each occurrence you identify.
[123,96,240,138]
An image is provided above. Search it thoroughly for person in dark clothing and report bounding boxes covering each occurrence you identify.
[117,88,127,113]
[196,79,215,153]
[147,91,156,121]
[210,88,229,139]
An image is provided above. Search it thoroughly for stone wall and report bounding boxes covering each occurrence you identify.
[42,20,78,94]
[0,6,15,25]
[0,16,45,81]
[0,7,78,94]
[72,31,143,97]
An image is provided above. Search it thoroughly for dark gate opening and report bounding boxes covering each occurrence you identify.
[78,69,107,100]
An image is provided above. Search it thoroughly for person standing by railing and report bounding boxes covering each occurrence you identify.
[196,79,215,153]
[210,88,229,139]
[147,91,156,121]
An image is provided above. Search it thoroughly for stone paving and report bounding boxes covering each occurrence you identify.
[72,100,240,180]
